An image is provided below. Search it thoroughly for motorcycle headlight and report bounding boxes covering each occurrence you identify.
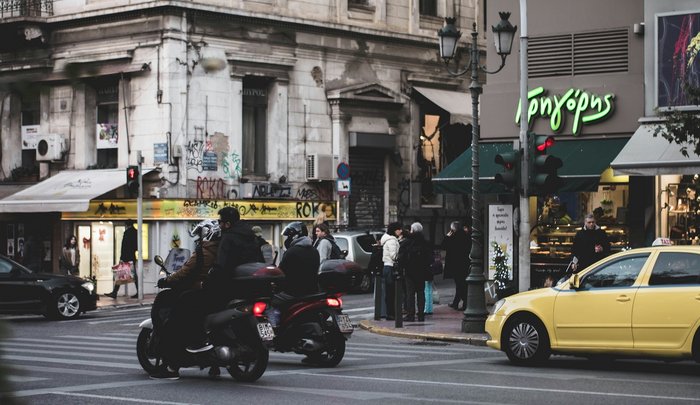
[81,281,95,294]
[491,299,506,314]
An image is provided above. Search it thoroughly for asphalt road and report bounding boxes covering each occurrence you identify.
[1,282,699,404]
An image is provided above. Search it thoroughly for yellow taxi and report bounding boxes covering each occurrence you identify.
[485,245,700,365]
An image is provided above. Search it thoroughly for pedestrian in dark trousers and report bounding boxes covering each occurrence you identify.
[380,222,402,320]
[442,221,471,310]
[104,219,138,298]
[571,213,611,273]
[398,222,432,322]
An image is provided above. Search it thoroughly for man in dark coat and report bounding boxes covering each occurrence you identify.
[441,221,471,310]
[397,222,431,322]
[104,219,139,298]
[571,213,611,272]
[278,221,320,297]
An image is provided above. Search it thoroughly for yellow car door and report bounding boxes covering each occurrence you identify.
[553,254,649,349]
[633,251,700,350]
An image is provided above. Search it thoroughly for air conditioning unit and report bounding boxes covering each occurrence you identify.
[306,153,334,181]
[36,134,66,162]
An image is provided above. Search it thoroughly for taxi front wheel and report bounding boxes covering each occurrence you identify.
[502,315,551,366]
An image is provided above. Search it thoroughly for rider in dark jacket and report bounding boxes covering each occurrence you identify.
[278,221,320,297]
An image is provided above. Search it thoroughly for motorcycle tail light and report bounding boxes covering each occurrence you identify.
[252,302,267,317]
[326,297,342,308]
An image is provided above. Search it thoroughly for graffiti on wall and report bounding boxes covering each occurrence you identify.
[223,151,242,180]
[186,132,230,173]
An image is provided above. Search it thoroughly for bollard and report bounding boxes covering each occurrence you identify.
[394,268,403,328]
[373,270,382,321]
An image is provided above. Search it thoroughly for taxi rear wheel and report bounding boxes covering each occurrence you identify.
[693,330,700,363]
[502,315,551,366]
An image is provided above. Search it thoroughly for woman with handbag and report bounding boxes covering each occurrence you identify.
[59,235,80,276]
[441,221,470,310]
[104,219,139,299]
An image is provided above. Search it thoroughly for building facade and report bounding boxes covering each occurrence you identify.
[0,0,484,294]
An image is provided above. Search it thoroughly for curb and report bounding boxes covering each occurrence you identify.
[357,320,488,346]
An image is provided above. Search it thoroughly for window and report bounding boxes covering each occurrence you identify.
[21,91,40,169]
[581,255,649,289]
[649,252,700,286]
[356,234,377,253]
[242,77,269,176]
[419,0,437,16]
[96,83,118,168]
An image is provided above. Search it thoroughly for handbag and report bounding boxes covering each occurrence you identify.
[112,261,134,285]
[430,250,443,276]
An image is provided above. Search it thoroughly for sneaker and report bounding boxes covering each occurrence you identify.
[186,341,213,354]
[103,292,117,299]
[149,367,179,380]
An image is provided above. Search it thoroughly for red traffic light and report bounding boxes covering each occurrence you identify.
[127,167,137,180]
[536,136,555,152]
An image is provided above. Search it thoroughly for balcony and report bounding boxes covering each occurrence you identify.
[0,0,53,19]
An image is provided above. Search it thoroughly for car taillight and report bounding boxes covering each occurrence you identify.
[326,297,342,308]
[253,302,267,317]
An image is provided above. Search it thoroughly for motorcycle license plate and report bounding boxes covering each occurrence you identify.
[335,314,353,333]
[257,322,275,341]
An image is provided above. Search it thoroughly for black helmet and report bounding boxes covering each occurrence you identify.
[282,221,307,248]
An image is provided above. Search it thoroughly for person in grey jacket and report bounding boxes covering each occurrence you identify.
[380,222,402,320]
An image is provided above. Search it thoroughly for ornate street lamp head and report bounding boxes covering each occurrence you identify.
[437,17,462,63]
[492,12,517,56]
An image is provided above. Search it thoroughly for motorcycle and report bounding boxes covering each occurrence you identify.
[258,291,354,367]
[136,255,275,382]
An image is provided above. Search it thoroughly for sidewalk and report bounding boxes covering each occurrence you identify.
[358,303,490,346]
[95,293,157,310]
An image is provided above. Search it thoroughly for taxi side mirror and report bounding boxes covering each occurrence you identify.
[570,273,581,289]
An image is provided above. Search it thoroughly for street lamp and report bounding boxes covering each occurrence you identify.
[437,13,516,333]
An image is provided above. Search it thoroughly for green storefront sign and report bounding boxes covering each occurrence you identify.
[515,87,615,135]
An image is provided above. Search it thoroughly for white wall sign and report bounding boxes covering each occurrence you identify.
[488,204,514,280]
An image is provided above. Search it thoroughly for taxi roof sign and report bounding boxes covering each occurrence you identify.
[652,237,673,246]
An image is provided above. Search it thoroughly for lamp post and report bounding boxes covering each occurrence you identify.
[438,13,516,333]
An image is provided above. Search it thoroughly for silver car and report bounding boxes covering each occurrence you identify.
[331,230,383,293]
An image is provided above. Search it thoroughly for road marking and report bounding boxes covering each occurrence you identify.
[295,372,700,402]
[4,341,134,353]
[241,384,407,400]
[8,375,48,382]
[87,316,148,325]
[47,391,198,404]
[11,365,121,376]
[342,306,375,313]
[350,342,490,353]
[6,347,137,361]
[2,355,141,369]
[12,379,171,398]
[57,335,135,342]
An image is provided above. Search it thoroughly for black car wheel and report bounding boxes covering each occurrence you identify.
[502,315,551,366]
[49,291,81,320]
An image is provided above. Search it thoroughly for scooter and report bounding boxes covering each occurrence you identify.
[257,292,354,367]
[136,255,275,382]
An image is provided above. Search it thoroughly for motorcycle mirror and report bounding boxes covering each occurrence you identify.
[154,255,164,267]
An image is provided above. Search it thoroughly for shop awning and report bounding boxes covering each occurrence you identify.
[413,86,472,123]
[432,142,514,194]
[433,138,629,194]
[611,124,700,176]
[0,168,153,213]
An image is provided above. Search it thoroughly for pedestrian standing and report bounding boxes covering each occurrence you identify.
[104,219,138,298]
[398,222,431,322]
[442,221,470,310]
[570,213,611,272]
[380,222,402,320]
[59,235,80,276]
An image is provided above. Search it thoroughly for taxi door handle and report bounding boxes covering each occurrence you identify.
[616,295,631,302]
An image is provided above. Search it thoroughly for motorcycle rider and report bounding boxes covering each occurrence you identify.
[277,221,320,298]
[179,207,263,355]
[149,219,221,380]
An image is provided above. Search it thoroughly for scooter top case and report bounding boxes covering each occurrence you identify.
[318,259,364,294]
[228,262,285,299]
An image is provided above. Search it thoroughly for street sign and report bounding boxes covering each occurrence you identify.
[337,178,351,195]
[337,162,350,180]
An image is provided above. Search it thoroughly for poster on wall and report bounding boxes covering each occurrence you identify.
[6,224,14,257]
[96,123,118,149]
[487,204,513,281]
[657,11,700,108]
[21,125,40,150]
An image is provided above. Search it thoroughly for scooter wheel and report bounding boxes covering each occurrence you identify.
[303,332,345,367]
[136,328,162,375]
[227,343,269,382]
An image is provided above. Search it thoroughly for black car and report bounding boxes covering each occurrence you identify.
[0,255,97,320]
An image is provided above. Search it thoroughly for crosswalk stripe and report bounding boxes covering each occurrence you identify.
[8,375,48,382]
[6,347,136,361]
[350,342,486,352]
[7,337,134,348]
[3,341,134,353]
[11,365,122,376]
[2,355,141,369]
[55,335,135,342]
[87,316,150,325]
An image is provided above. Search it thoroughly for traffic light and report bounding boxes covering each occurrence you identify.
[126,165,139,195]
[528,133,563,195]
[494,150,520,190]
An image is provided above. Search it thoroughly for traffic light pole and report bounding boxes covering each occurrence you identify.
[518,0,531,293]
[136,151,143,301]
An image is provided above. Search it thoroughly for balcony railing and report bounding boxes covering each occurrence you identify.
[0,0,53,19]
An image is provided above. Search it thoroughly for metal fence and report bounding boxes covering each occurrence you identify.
[0,0,53,18]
